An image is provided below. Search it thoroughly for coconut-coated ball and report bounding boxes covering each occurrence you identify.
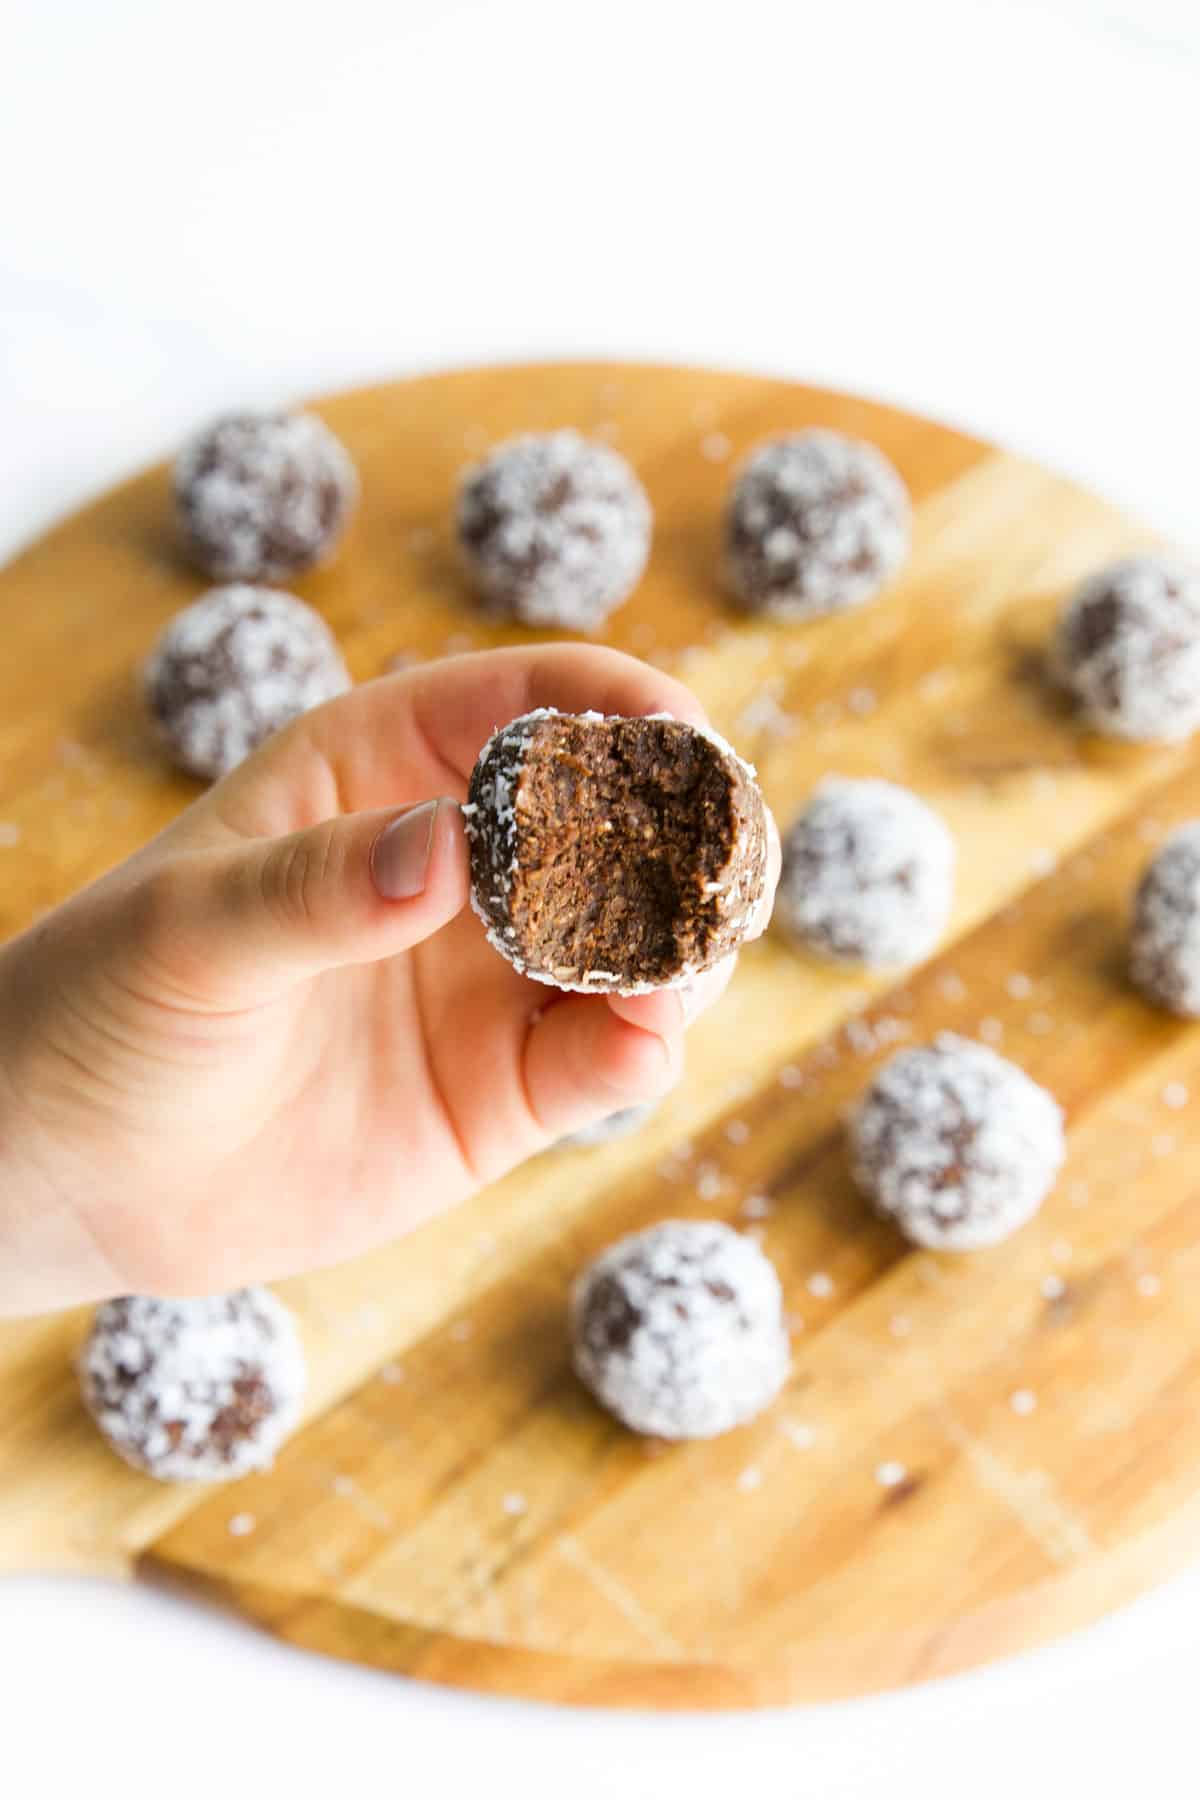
[849,1035,1065,1251]
[1130,821,1200,1014]
[571,1219,789,1438]
[1055,556,1200,742]
[777,777,954,967]
[78,1288,305,1483]
[144,585,350,781]
[725,430,909,619]
[174,410,357,583]
[456,431,652,631]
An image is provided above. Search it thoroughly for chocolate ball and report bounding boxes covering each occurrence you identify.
[145,585,350,781]
[1055,556,1200,742]
[464,710,769,993]
[1130,822,1200,1015]
[174,410,357,583]
[725,430,909,618]
[571,1220,789,1438]
[777,778,954,968]
[849,1035,1065,1251]
[78,1288,305,1483]
[456,431,651,631]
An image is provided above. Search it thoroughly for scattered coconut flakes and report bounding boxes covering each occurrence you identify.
[938,972,967,1003]
[0,823,21,848]
[502,1491,528,1517]
[450,1320,474,1342]
[1050,1239,1074,1265]
[695,1162,725,1201]
[806,1272,834,1299]
[845,1018,876,1056]
[379,1362,405,1385]
[331,1474,357,1497]
[812,699,842,729]
[701,432,731,462]
[724,1119,751,1146]
[1027,1011,1054,1036]
[1163,1081,1190,1110]
[1152,1133,1177,1158]
[780,1420,815,1449]
[889,1313,913,1339]
[737,1464,763,1492]
[875,1459,907,1489]
[847,686,877,717]
[918,668,953,702]
[740,1193,774,1222]
[784,1311,805,1334]
[1009,1388,1037,1416]
[1040,1273,1067,1301]
[1069,1179,1090,1209]
[779,1064,805,1089]
[1136,1272,1161,1298]
[978,1016,1005,1045]
[1029,847,1058,878]
[1006,972,1034,1000]
[228,1512,256,1537]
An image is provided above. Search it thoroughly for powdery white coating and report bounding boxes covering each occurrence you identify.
[144,585,351,781]
[776,777,954,967]
[849,1034,1065,1251]
[78,1289,305,1483]
[456,431,652,631]
[1130,821,1200,1015]
[725,430,910,619]
[557,1102,660,1150]
[1055,557,1200,742]
[174,410,358,583]
[571,1220,790,1439]
[464,709,767,994]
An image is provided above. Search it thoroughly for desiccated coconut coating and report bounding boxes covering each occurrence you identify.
[78,1288,306,1483]
[849,1034,1065,1251]
[558,1102,660,1150]
[1055,556,1200,742]
[174,410,358,583]
[777,777,954,968]
[456,431,652,631]
[464,709,769,994]
[1130,822,1200,1015]
[725,430,910,619]
[571,1220,789,1438]
[144,585,351,781]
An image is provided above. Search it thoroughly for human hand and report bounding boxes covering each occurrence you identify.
[0,646,779,1316]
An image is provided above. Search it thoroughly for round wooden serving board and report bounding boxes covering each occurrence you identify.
[2,362,1198,1708]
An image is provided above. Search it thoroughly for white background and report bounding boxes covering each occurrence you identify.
[3,2,1200,1794]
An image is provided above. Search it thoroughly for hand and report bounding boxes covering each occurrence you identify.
[0,646,779,1316]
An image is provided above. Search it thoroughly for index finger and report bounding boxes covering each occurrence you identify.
[219,645,712,833]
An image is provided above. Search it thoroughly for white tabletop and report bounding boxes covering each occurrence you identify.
[3,2,1199,1793]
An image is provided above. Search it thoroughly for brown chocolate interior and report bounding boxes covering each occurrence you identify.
[511,717,735,985]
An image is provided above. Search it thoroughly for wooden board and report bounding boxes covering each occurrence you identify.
[3,361,1198,1707]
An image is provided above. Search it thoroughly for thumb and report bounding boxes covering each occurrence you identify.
[180,799,469,1001]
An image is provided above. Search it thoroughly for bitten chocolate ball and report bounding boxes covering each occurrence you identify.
[456,431,651,631]
[725,430,910,619]
[174,410,357,583]
[777,777,954,968]
[558,1102,660,1150]
[1130,822,1200,1014]
[571,1220,789,1438]
[464,710,769,993]
[78,1288,305,1483]
[144,585,351,781]
[1055,556,1200,742]
[849,1035,1064,1251]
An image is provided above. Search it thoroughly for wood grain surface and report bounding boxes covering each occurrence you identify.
[2,361,1196,1707]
